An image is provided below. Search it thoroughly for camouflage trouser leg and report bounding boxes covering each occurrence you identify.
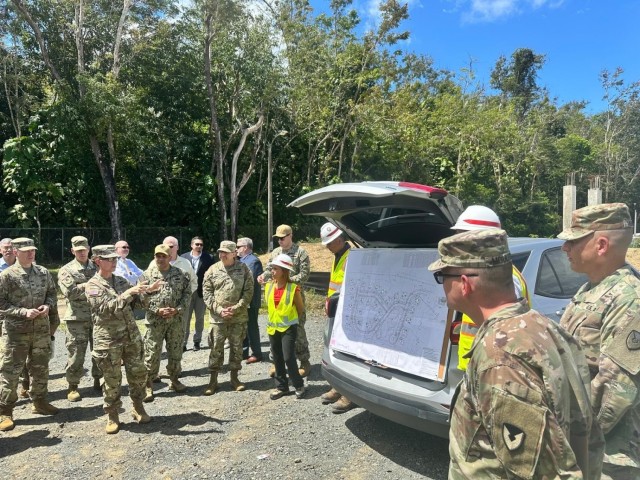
[164,317,184,378]
[0,331,50,409]
[144,318,183,379]
[93,340,146,413]
[208,323,247,372]
[144,321,169,380]
[65,321,101,385]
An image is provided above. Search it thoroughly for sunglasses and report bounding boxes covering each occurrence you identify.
[194,243,203,246]
[121,246,130,249]
[433,271,479,285]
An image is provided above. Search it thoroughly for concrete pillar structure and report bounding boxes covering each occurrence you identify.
[588,188,602,206]
[563,185,576,230]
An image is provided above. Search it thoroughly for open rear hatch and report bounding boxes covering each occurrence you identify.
[288,181,463,248]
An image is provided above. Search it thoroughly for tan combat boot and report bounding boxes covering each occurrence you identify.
[169,375,187,393]
[143,379,154,403]
[230,370,245,392]
[105,411,120,434]
[203,372,218,396]
[132,400,151,424]
[19,379,30,399]
[298,360,311,378]
[0,414,15,431]
[31,398,59,415]
[67,384,81,402]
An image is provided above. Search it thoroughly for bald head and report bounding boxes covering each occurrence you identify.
[163,236,179,260]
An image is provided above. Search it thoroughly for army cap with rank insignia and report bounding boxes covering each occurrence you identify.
[12,237,37,251]
[428,228,512,271]
[217,240,237,253]
[92,244,118,258]
[558,203,632,241]
[71,236,89,251]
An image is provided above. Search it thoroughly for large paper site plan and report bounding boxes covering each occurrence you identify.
[330,248,451,381]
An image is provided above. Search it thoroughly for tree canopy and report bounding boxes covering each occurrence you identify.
[1,0,639,248]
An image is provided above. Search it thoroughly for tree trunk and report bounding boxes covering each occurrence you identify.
[204,11,227,240]
[90,135,122,241]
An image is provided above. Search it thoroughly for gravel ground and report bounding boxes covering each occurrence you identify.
[0,314,449,479]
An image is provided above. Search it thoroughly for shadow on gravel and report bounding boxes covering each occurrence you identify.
[18,403,102,426]
[344,411,449,480]
[120,411,230,436]
[0,429,62,457]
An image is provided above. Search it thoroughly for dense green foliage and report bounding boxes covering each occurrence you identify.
[1,0,640,244]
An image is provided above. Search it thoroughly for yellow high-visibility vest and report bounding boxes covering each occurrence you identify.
[457,266,531,371]
[266,282,299,335]
[328,248,350,298]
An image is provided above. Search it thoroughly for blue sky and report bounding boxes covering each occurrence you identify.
[309,0,640,113]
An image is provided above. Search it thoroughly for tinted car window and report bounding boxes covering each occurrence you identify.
[512,252,530,273]
[344,206,452,248]
[536,247,587,298]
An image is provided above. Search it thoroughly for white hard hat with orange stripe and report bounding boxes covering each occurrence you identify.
[452,205,502,231]
[320,222,344,245]
[272,253,294,271]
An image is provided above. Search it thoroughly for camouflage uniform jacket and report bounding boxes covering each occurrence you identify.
[449,300,603,480]
[0,263,57,334]
[85,273,148,349]
[139,264,191,326]
[262,243,310,285]
[58,258,97,322]
[203,261,253,325]
[560,265,640,469]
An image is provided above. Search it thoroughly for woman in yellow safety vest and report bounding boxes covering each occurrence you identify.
[266,254,306,400]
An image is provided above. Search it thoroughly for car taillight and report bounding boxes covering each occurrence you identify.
[450,320,462,345]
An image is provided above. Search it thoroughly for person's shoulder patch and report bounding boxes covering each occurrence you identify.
[87,288,101,297]
[491,387,546,479]
[627,330,640,350]
[603,318,640,374]
[503,423,526,451]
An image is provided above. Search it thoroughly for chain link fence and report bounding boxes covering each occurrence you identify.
[0,222,323,266]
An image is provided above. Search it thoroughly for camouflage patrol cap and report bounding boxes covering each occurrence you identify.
[428,229,512,271]
[12,237,37,252]
[217,240,237,253]
[71,235,89,251]
[92,244,118,258]
[558,203,632,241]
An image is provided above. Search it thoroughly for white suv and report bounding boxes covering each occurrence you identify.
[290,181,588,438]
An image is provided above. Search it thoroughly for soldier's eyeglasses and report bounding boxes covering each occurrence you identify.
[433,271,478,285]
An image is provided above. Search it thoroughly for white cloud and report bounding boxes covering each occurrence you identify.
[457,0,564,23]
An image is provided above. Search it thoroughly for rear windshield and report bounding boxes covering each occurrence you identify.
[342,206,453,248]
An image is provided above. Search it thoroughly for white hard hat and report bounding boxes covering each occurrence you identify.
[320,222,343,245]
[272,253,294,271]
[452,205,501,231]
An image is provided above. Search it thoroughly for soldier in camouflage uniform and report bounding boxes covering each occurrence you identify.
[559,203,640,479]
[58,236,101,401]
[429,229,604,479]
[85,245,163,434]
[258,225,311,377]
[0,238,59,432]
[140,244,191,402]
[202,241,253,395]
